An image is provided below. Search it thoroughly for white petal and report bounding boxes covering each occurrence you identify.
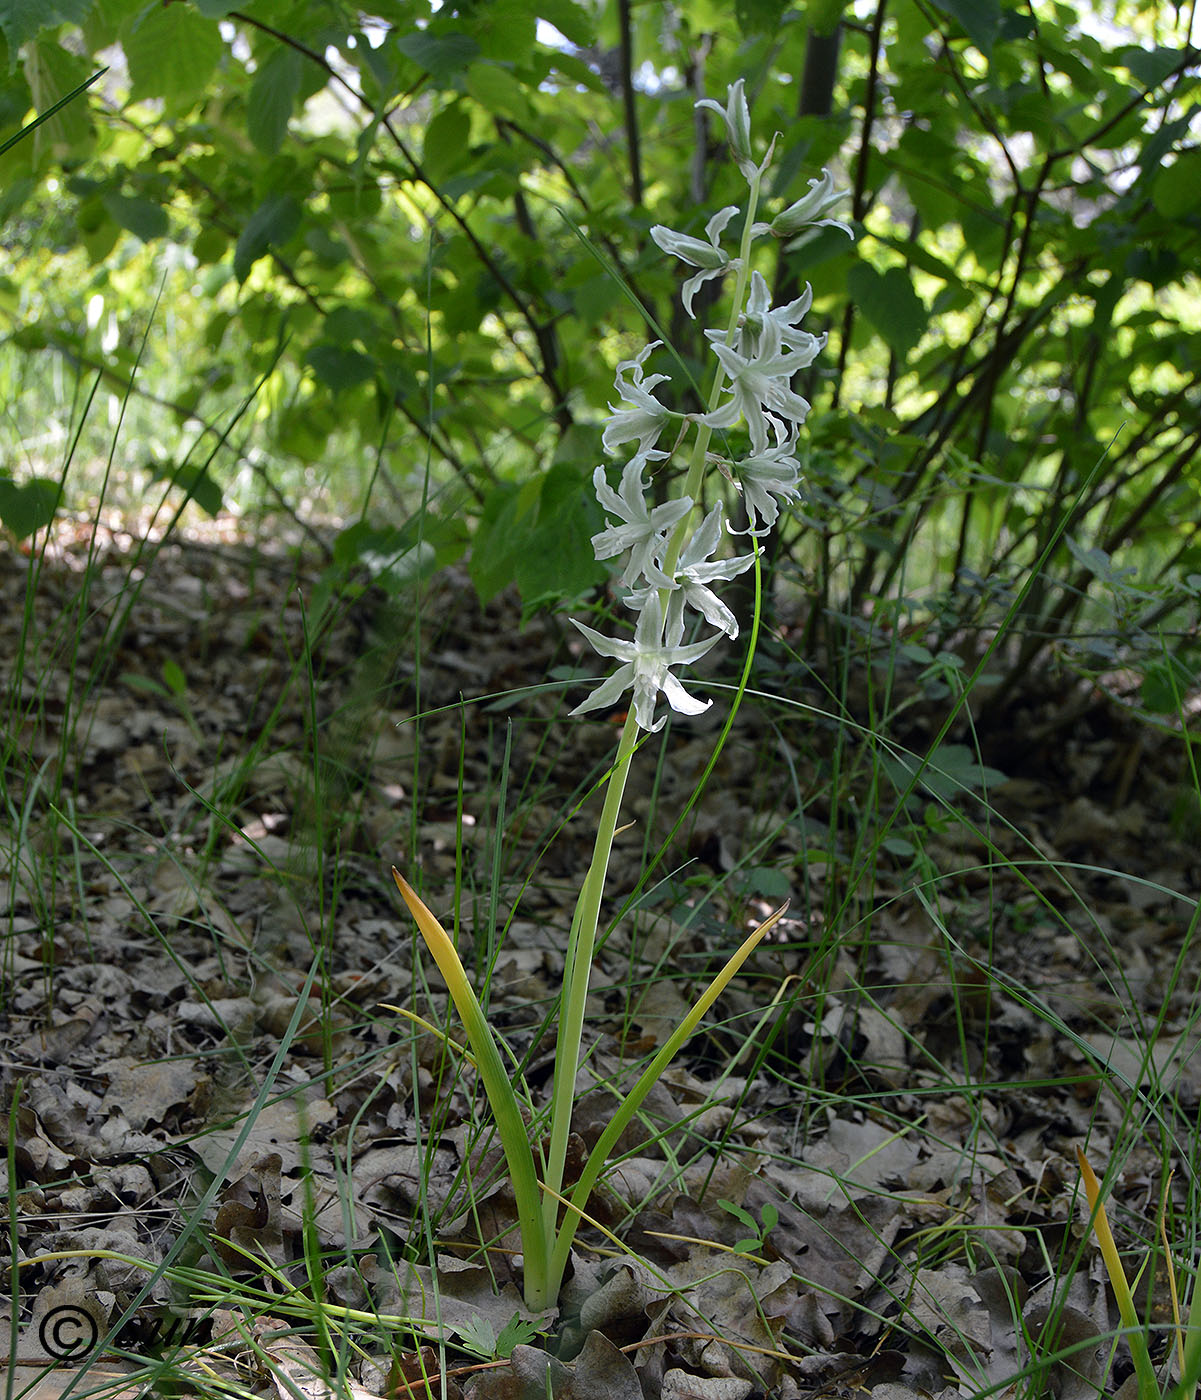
[771,169,853,238]
[570,664,636,716]
[660,671,712,717]
[650,225,726,269]
[570,618,634,662]
[704,205,741,243]
[682,582,739,638]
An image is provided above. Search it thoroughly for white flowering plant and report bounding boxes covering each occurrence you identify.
[392,81,851,1313]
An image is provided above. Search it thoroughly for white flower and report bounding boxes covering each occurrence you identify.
[591,459,692,588]
[571,591,721,733]
[602,343,675,459]
[651,206,741,318]
[696,79,771,181]
[707,271,823,361]
[753,168,854,244]
[723,423,803,535]
[703,312,820,452]
[572,84,852,733]
[626,502,754,637]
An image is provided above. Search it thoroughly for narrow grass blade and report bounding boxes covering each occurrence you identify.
[0,68,106,159]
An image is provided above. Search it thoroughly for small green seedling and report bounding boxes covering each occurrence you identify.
[718,1199,779,1255]
[121,659,201,740]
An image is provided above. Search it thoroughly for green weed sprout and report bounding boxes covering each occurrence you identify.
[393,81,851,1312]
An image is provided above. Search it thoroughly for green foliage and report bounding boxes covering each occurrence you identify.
[0,470,58,539]
[0,0,1198,697]
[0,0,89,57]
[453,1311,543,1361]
[718,1197,780,1254]
[121,4,224,108]
[931,0,1005,55]
[845,263,926,359]
[469,458,605,610]
[145,459,223,517]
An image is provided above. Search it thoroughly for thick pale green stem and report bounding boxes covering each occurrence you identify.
[544,903,785,1297]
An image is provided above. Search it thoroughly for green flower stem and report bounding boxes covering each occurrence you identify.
[542,711,640,1254]
[396,124,792,1309]
[545,902,785,1297]
[540,169,771,1297]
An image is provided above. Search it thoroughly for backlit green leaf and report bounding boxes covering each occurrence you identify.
[535,0,593,47]
[0,473,59,537]
[247,45,303,155]
[471,0,534,63]
[1119,43,1185,88]
[24,38,93,163]
[464,62,531,122]
[931,0,1002,55]
[395,30,478,82]
[1141,656,1195,714]
[147,460,223,517]
[735,0,788,34]
[305,343,377,392]
[847,263,927,358]
[122,2,222,106]
[1152,149,1201,219]
[807,0,848,35]
[234,193,302,282]
[0,0,92,57]
[423,101,471,183]
[101,190,167,241]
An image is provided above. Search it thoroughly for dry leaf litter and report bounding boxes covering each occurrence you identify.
[2,517,1199,1399]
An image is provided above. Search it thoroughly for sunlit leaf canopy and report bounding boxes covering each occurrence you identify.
[0,0,1198,685]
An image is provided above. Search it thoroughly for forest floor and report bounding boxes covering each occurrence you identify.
[3,516,1199,1400]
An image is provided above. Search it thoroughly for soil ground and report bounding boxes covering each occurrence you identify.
[3,518,1198,1399]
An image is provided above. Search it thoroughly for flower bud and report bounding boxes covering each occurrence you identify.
[768,169,853,240]
[696,80,763,181]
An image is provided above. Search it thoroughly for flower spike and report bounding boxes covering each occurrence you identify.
[574,81,852,732]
